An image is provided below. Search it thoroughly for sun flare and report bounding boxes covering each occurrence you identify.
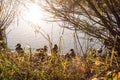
[24,3,43,24]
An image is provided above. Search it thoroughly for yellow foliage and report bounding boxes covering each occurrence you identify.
[80,63,86,72]
[118,72,120,79]
[94,59,104,67]
[92,78,99,80]
[95,60,102,66]
[112,72,117,77]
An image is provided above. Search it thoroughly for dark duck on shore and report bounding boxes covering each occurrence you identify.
[15,43,24,53]
[52,44,58,54]
[65,49,76,59]
[69,49,76,58]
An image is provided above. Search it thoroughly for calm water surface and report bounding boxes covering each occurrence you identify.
[6,7,101,53]
[7,20,77,53]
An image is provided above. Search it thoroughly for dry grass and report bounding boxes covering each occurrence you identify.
[0,49,120,80]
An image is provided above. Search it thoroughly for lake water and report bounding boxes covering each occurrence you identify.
[6,20,101,54]
[6,20,78,53]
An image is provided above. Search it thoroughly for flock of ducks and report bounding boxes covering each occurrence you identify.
[15,43,77,59]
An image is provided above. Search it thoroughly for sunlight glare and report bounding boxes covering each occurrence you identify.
[24,3,43,24]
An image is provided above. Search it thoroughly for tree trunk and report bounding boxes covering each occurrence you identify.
[0,30,6,50]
